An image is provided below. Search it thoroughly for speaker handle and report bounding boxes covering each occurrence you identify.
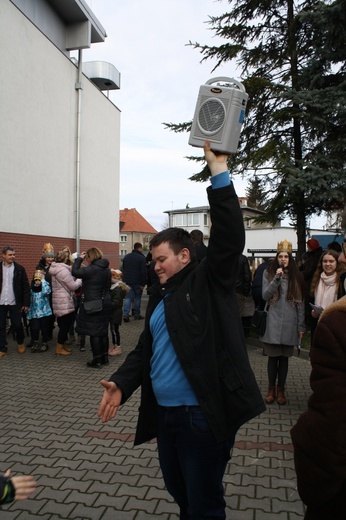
[205,77,246,92]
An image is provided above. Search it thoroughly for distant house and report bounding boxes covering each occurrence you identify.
[165,197,274,242]
[165,198,339,267]
[119,209,158,256]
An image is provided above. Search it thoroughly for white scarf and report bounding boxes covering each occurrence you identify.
[314,271,338,309]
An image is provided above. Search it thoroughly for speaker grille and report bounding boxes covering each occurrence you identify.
[198,98,226,135]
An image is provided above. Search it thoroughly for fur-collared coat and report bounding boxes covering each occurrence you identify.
[291,296,346,508]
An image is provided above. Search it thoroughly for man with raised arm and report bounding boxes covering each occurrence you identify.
[98,141,265,519]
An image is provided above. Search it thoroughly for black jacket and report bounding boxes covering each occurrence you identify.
[235,254,252,296]
[36,258,53,287]
[110,183,266,445]
[122,249,147,286]
[72,258,112,337]
[0,261,30,308]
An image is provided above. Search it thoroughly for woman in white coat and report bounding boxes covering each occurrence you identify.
[49,251,82,356]
[260,241,305,405]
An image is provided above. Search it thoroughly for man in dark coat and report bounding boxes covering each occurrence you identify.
[291,296,346,519]
[235,253,252,314]
[122,243,147,321]
[190,229,207,263]
[0,246,30,356]
[98,141,266,519]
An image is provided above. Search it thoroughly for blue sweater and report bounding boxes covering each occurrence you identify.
[149,171,230,406]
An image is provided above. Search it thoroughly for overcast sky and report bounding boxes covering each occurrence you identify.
[79,0,246,231]
[80,0,325,232]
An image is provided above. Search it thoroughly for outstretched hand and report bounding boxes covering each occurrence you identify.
[97,380,122,423]
[4,469,37,501]
[204,140,230,177]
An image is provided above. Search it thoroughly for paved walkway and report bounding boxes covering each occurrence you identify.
[1,298,311,519]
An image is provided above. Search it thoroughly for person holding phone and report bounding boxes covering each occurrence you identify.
[260,241,305,405]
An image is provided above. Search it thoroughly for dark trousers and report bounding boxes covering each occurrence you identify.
[110,322,120,345]
[90,336,109,362]
[157,405,234,519]
[0,305,25,352]
[29,316,50,343]
[57,312,74,344]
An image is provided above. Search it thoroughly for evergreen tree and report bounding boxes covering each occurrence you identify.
[245,175,267,211]
[165,0,346,258]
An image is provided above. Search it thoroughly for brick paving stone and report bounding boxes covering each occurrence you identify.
[0,297,311,519]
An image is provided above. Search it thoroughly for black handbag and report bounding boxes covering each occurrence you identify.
[252,303,269,336]
[83,298,103,315]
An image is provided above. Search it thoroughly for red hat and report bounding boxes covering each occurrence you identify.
[307,238,320,250]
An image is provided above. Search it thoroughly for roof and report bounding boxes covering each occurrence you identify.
[119,208,158,234]
[47,0,106,43]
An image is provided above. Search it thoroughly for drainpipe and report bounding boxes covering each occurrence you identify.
[75,49,83,255]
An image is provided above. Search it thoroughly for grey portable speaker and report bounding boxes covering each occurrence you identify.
[188,77,248,154]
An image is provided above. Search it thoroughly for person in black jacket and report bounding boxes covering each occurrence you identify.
[235,253,252,314]
[97,141,266,519]
[190,229,207,263]
[0,246,30,357]
[122,243,147,321]
[72,247,112,368]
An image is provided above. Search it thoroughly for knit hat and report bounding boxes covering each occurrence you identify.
[34,270,44,281]
[307,238,320,250]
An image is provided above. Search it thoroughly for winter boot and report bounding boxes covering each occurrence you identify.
[264,385,276,404]
[276,386,287,405]
[109,345,122,356]
[55,343,72,356]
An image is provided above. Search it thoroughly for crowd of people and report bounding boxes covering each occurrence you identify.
[1,211,346,517]
[0,244,130,364]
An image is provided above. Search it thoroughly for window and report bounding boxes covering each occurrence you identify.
[187,213,200,226]
[174,214,186,226]
[120,235,127,242]
[120,250,127,256]
[204,213,208,226]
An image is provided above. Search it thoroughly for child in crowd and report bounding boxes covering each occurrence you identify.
[108,269,129,356]
[26,270,53,353]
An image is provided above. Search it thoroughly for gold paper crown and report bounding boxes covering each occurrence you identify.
[277,239,292,253]
[42,242,54,253]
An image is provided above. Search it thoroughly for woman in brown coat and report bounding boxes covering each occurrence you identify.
[291,296,346,519]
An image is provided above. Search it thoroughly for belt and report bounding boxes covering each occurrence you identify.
[159,405,201,412]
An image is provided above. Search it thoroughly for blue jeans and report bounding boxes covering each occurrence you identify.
[0,305,25,352]
[157,405,234,519]
[123,284,143,317]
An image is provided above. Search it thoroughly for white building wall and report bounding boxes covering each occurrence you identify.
[0,0,120,243]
